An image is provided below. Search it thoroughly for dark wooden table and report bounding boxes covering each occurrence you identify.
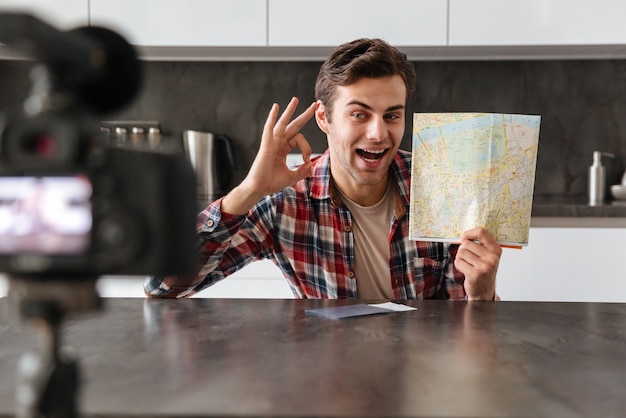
[1,298,625,417]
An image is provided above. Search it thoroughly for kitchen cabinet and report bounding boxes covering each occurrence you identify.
[10,0,619,60]
[1,259,292,299]
[449,0,626,46]
[94,259,291,299]
[268,0,447,47]
[0,0,88,58]
[6,229,625,301]
[192,259,293,299]
[89,0,266,47]
[233,228,626,302]
[0,0,87,29]
[497,226,626,302]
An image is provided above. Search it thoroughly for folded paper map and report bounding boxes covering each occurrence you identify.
[409,113,541,247]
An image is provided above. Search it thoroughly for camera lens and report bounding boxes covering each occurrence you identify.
[23,132,56,157]
[4,116,80,168]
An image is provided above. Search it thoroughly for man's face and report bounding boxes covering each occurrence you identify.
[316,75,407,201]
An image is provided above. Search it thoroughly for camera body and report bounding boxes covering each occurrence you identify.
[0,13,198,278]
[0,105,198,278]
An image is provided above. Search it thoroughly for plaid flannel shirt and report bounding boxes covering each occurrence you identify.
[144,149,466,299]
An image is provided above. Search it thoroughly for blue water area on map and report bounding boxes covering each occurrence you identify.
[413,113,540,144]
[412,113,540,170]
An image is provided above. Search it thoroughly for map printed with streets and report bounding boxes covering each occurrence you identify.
[409,113,541,247]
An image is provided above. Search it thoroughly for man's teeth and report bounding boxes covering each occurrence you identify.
[358,149,386,161]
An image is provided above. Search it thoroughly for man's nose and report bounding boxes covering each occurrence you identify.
[366,117,386,141]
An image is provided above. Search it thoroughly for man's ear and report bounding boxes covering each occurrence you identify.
[315,100,330,134]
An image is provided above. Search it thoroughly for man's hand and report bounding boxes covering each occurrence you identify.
[222,97,318,215]
[454,227,502,301]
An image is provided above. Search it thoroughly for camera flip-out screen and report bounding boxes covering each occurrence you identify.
[0,176,92,255]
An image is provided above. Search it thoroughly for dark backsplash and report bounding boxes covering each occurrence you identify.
[2,59,626,198]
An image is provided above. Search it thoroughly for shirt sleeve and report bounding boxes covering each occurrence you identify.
[144,196,275,298]
[439,243,468,300]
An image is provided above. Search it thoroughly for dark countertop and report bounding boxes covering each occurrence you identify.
[532,196,626,218]
[1,298,626,417]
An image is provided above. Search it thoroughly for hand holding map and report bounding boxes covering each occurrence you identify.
[409,113,541,247]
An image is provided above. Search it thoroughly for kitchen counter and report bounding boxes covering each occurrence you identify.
[1,298,625,417]
[531,196,626,227]
[532,196,626,217]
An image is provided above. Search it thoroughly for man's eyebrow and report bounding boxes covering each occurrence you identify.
[347,101,405,112]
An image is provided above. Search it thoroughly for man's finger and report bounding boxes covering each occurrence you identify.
[262,103,280,140]
[274,97,300,134]
[284,101,318,138]
[288,133,312,159]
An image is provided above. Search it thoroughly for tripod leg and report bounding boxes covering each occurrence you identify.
[16,316,80,418]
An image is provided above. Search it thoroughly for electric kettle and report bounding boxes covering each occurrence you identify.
[182,130,236,208]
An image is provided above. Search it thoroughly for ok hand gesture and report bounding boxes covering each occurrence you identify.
[222,97,318,215]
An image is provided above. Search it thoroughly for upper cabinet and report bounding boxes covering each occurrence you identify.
[268,0,447,47]
[0,0,87,29]
[90,0,266,47]
[449,0,626,46]
[4,0,626,61]
[0,0,88,58]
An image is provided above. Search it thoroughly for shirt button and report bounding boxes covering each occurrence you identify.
[344,225,352,232]
[206,220,214,227]
[348,271,355,278]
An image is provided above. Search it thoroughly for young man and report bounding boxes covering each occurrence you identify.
[145,38,501,300]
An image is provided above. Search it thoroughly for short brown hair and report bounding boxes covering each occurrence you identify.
[314,38,416,120]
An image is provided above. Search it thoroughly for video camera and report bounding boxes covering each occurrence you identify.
[0,12,199,417]
[0,13,197,278]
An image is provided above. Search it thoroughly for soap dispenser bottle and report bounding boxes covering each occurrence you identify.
[589,151,615,206]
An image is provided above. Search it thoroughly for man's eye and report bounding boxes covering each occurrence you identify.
[352,113,365,119]
[385,114,400,120]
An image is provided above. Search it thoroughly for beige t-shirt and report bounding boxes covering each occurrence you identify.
[336,182,396,299]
